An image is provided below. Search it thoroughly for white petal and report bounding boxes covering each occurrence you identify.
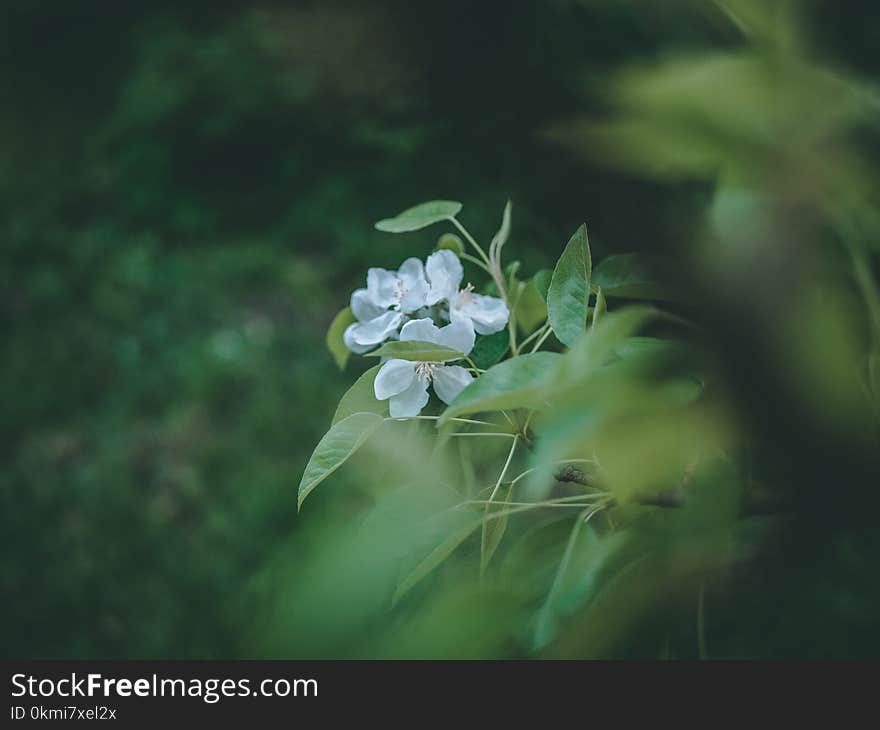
[425,250,464,305]
[432,365,474,405]
[397,258,427,287]
[346,311,404,347]
[343,323,374,354]
[374,359,416,400]
[366,267,399,309]
[435,319,475,356]
[399,317,442,343]
[398,279,428,313]
[351,288,386,322]
[453,293,509,335]
[389,375,430,417]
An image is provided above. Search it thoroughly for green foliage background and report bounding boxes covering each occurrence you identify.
[3,0,879,658]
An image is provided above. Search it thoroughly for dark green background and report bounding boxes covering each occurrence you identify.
[2,1,878,658]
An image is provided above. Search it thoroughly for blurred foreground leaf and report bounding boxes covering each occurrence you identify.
[592,254,681,302]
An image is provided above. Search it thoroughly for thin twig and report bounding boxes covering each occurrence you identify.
[530,325,554,353]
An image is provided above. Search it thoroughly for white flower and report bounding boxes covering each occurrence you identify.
[374,318,476,418]
[425,250,509,335]
[343,258,429,353]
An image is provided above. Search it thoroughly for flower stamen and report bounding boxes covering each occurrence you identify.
[415,361,438,382]
[395,279,408,305]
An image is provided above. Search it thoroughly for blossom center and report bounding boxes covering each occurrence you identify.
[457,282,475,304]
[394,279,408,305]
[415,361,439,382]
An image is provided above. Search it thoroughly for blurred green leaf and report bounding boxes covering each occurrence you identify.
[298,412,385,510]
[592,254,680,302]
[481,481,515,574]
[611,336,687,363]
[870,352,880,401]
[533,511,598,650]
[326,306,356,370]
[556,307,656,385]
[367,340,464,362]
[375,200,463,233]
[393,519,482,605]
[514,278,549,335]
[436,233,465,256]
[548,224,592,346]
[332,365,387,425]
[532,269,552,301]
[440,352,561,423]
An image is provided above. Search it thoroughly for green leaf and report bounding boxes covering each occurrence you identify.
[375,200,463,233]
[436,233,465,255]
[513,279,548,335]
[393,519,482,605]
[366,340,465,362]
[326,307,356,370]
[470,330,509,370]
[332,365,387,425]
[298,412,385,510]
[439,352,562,423]
[547,224,592,346]
[532,269,552,300]
[592,253,680,302]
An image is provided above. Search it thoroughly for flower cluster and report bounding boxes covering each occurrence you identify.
[343,250,508,353]
[343,249,509,417]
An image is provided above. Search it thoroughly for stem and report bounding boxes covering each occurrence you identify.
[450,217,492,269]
[518,322,550,352]
[508,283,526,356]
[462,355,483,373]
[447,432,517,438]
[530,325,554,353]
[481,435,520,572]
[484,493,608,506]
[506,458,598,488]
[451,217,517,356]
[486,435,519,505]
[466,499,603,508]
[459,252,493,275]
[521,410,535,438]
[592,285,606,330]
[388,415,495,427]
[503,286,518,356]
[449,494,612,525]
